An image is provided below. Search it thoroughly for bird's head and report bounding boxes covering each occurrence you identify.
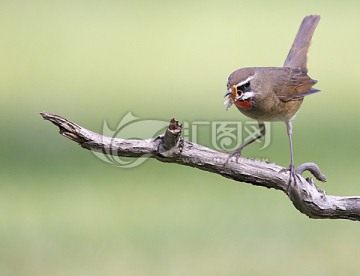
[224,68,256,110]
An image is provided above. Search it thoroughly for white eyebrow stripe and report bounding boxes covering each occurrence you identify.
[235,75,255,87]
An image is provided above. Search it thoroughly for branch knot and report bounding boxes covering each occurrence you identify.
[157,118,183,157]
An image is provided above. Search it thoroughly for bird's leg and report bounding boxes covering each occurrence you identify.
[287,121,295,176]
[225,121,266,164]
[283,120,299,191]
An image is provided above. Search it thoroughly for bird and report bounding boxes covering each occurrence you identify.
[224,15,321,183]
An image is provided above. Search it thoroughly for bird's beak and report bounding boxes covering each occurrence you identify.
[224,88,232,98]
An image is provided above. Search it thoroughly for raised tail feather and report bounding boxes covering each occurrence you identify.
[284,15,320,73]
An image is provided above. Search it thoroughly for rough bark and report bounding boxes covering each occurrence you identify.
[40,112,360,221]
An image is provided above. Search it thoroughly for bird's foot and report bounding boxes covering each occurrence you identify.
[280,163,299,194]
[223,148,243,166]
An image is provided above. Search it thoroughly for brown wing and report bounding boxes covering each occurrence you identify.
[275,69,320,102]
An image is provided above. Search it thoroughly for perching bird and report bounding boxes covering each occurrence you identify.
[224,15,321,182]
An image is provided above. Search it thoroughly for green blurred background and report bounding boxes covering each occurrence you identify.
[1,0,360,275]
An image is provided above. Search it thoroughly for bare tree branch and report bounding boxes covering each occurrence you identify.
[40,112,360,221]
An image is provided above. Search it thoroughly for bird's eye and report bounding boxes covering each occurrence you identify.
[237,81,251,93]
[236,86,243,96]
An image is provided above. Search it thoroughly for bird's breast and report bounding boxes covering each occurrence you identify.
[236,95,303,122]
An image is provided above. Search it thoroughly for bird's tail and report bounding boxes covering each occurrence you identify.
[283,15,320,73]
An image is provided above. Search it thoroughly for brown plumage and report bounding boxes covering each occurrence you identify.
[224,15,321,184]
[284,15,321,73]
[226,67,319,121]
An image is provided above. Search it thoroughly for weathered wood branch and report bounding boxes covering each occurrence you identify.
[40,112,360,221]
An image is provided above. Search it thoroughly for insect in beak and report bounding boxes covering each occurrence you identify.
[224,85,242,110]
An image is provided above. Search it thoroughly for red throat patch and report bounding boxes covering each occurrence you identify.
[235,100,253,109]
